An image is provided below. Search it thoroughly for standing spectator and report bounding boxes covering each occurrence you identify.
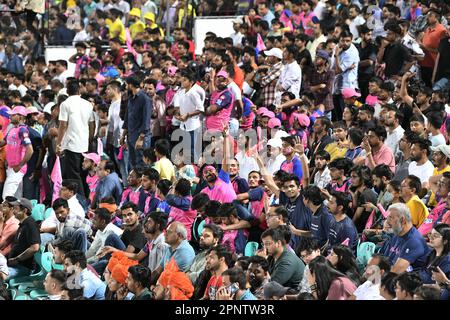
[0,106,33,199]
[418,9,446,87]
[432,24,450,91]
[258,48,283,109]
[121,75,152,169]
[276,46,302,101]
[258,2,276,28]
[56,81,95,196]
[333,30,360,121]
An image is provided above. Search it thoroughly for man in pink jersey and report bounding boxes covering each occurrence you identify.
[205,71,234,133]
[201,165,237,204]
[0,106,33,199]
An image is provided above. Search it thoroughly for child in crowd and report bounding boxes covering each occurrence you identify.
[82,152,101,205]
[154,139,176,182]
[156,179,172,214]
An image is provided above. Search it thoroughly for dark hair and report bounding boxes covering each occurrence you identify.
[142,168,160,181]
[384,20,402,35]
[303,185,325,205]
[369,126,387,141]
[65,250,87,269]
[222,267,247,290]
[48,269,67,287]
[217,203,237,218]
[276,224,292,245]
[62,180,78,194]
[125,75,141,88]
[331,245,362,286]
[410,114,425,124]
[328,157,353,175]
[414,285,441,300]
[203,223,224,243]
[351,165,373,188]
[145,211,168,231]
[95,208,111,223]
[156,179,172,197]
[370,253,391,274]
[205,200,222,218]
[297,238,321,255]
[248,255,270,272]
[380,272,397,298]
[395,272,423,296]
[372,164,393,181]
[316,116,332,130]
[191,193,210,210]
[433,224,450,256]
[154,139,171,157]
[427,111,445,129]
[340,30,353,39]
[309,256,347,300]
[261,227,285,243]
[209,245,233,267]
[283,173,301,187]
[54,239,73,254]
[121,201,138,213]
[329,190,351,215]
[66,80,80,96]
[316,150,331,161]
[175,178,191,197]
[52,198,69,211]
[103,160,115,174]
[270,205,289,222]
[143,148,157,163]
[405,174,422,195]
[128,265,151,289]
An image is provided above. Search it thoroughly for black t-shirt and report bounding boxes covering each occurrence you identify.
[10,216,41,269]
[437,36,450,79]
[357,42,378,81]
[382,42,413,78]
[121,224,146,253]
[354,188,378,233]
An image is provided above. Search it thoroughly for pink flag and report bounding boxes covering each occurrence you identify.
[51,156,62,204]
[341,238,350,246]
[125,28,137,59]
[97,138,103,157]
[256,33,266,53]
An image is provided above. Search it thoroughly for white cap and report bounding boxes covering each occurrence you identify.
[431,144,450,158]
[232,16,244,24]
[274,130,290,139]
[43,102,56,114]
[263,48,283,60]
[268,138,283,149]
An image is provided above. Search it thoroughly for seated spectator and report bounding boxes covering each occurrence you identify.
[64,250,106,300]
[401,175,430,228]
[261,227,305,290]
[0,197,20,256]
[203,245,232,300]
[216,267,257,300]
[351,254,391,300]
[43,270,67,300]
[6,198,40,279]
[126,265,153,300]
[307,255,357,300]
[413,284,442,300]
[247,255,271,299]
[394,272,423,300]
[93,160,123,207]
[379,272,398,300]
[380,203,430,273]
[327,244,362,286]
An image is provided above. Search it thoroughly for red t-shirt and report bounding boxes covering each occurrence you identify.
[204,275,223,300]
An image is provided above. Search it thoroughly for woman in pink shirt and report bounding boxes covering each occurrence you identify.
[0,197,20,256]
[308,256,357,300]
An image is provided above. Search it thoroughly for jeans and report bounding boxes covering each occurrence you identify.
[60,150,84,195]
[188,129,202,164]
[128,141,144,169]
[332,94,345,121]
[433,77,450,91]
[91,234,127,275]
[6,265,32,281]
[40,233,56,247]
[63,228,88,253]
[22,171,40,200]
[113,147,130,188]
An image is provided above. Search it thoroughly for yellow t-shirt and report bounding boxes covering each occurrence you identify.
[106,18,126,43]
[154,157,176,182]
[406,195,429,228]
[428,165,450,206]
[129,20,146,39]
[324,142,348,162]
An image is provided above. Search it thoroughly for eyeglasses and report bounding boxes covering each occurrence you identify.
[262,241,274,247]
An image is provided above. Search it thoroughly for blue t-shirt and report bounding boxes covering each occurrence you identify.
[328,216,359,251]
[248,187,264,201]
[281,156,303,181]
[280,192,312,249]
[310,205,334,248]
[214,90,233,110]
[159,239,195,272]
[380,227,431,271]
[418,252,450,284]
[238,289,257,300]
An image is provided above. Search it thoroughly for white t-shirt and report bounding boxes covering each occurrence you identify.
[408,160,435,184]
[59,95,95,153]
[429,133,446,147]
[353,281,384,300]
[0,253,9,277]
[178,84,205,132]
[235,151,259,181]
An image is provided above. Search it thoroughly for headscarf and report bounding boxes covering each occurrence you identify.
[157,258,194,300]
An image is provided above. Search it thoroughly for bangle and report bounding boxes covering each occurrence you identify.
[366,152,372,156]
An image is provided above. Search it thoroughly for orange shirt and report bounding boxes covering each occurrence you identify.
[234,65,244,90]
[421,23,447,68]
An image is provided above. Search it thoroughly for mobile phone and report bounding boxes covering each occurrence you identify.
[229,283,239,295]
[430,266,439,272]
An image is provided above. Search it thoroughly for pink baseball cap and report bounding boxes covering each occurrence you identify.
[167,66,178,76]
[26,107,40,115]
[216,70,229,78]
[342,88,361,99]
[365,95,378,106]
[261,110,275,119]
[289,112,310,128]
[82,153,101,165]
[256,107,269,115]
[8,106,28,117]
[268,117,281,129]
